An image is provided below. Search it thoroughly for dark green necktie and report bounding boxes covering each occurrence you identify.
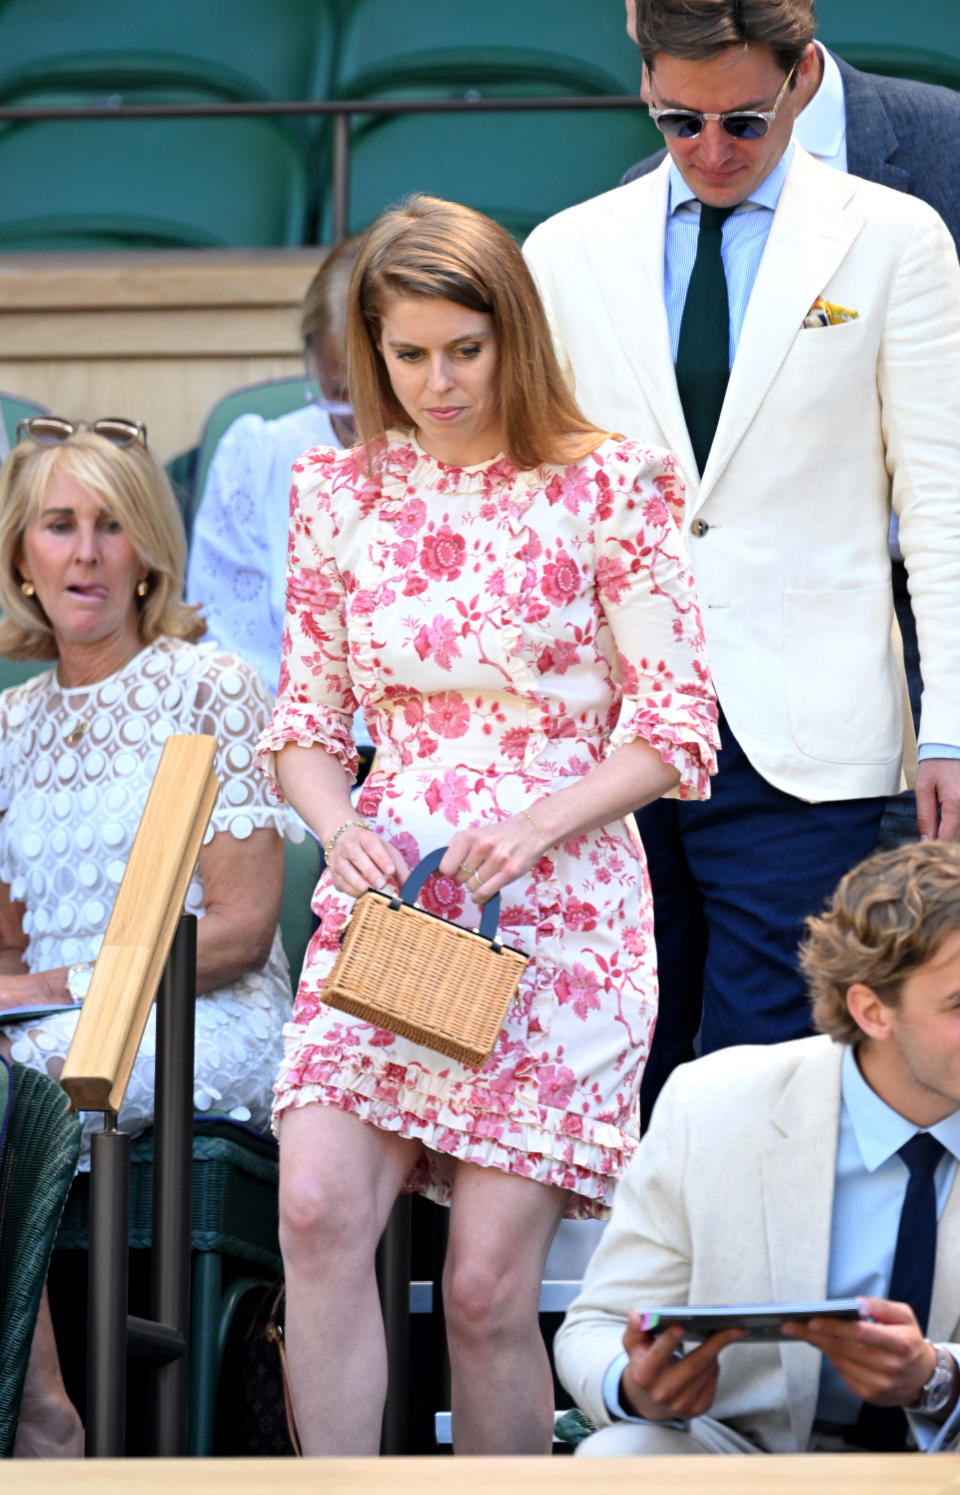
[675,203,733,477]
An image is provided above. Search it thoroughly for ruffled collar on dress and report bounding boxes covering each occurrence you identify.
[376,430,552,523]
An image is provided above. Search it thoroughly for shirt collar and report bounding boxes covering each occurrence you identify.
[667,140,794,218]
[841,1044,960,1171]
[793,41,845,161]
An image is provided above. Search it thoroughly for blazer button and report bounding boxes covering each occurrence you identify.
[690,518,709,537]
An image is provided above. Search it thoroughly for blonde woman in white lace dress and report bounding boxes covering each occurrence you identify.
[0,418,292,1457]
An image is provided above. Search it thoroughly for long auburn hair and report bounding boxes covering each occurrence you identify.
[346,194,612,472]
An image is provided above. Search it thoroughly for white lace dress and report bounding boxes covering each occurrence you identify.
[0,635,293,1165]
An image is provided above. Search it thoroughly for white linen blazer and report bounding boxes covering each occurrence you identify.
[524,147,960,801]
[554,1036,960,1453]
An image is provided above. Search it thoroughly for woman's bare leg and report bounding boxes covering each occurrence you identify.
[14,1289,83,1458]
[443,1164,568,1454]
[278,1104,422,1455]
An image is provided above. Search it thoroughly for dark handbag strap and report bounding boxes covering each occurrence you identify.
[395,847,503,945]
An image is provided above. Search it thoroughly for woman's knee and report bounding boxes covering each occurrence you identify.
[443,1255,533,1347]
[279,1151,380,1271]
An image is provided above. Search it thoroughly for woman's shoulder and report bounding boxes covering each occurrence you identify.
[558,436,686,531]
[0,664,53,725]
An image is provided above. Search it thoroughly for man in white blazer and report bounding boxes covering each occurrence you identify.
[523,0,960,1122]
[556,842,960,1455]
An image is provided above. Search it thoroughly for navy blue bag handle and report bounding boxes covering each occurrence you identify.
[392,847,502,945]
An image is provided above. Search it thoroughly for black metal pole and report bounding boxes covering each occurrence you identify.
[86,1114,130,1457]
[331,109,351,244]
[150,913,196,1456]
[376,1193,411,1454]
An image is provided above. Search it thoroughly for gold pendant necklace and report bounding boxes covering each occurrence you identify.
[64,718,91,748]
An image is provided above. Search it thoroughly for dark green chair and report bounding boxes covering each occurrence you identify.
[319,106,662,241]
[192,377,307,511]
[0,117,309,252]
[333,0,642,99]
[816,0,960,90]
[0,0,338,107]
[0,1059,82,1458]
[0,390,46,449]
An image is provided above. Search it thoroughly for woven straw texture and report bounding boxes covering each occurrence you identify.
[325,890,528,1066]
[0,1061,81,1456]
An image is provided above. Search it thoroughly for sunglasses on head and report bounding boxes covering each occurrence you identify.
[17,415,148,449]
[649,62,797,141]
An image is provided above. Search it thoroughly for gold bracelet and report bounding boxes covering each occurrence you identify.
[323,819,370,861]
[521,805,548,843]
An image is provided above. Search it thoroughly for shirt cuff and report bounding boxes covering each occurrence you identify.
[907,1344,960,1452]
[917,744,960,761]
[602,1350,687,1429]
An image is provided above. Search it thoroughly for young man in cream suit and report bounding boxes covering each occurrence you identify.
[556,842,960,1456]
[523,0,960,1122]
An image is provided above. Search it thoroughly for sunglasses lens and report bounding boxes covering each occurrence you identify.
[722,114,769,139]
[91,419,143,447]
[656,112,704,139]
[22,417,75,445]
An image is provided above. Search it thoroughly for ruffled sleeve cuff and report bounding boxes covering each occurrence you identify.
[607,695,719,801]
[255,702,359,800]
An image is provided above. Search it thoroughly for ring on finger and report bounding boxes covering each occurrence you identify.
[472,869,482,886]
[458,861,471,874]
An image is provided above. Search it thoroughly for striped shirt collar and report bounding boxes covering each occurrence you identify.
[668,139,794,219]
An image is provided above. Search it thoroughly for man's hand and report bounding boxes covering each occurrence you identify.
[618,1311,743,1422]
[915,759,960,841]
[782,1297,940,1408]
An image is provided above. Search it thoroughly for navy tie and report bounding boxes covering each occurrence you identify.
[852,1131,945,1450]
[674,203,733,478]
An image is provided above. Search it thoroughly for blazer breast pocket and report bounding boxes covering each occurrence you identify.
[789,318,867,361]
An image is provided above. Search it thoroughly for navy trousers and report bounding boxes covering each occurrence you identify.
[635,713,886,1127]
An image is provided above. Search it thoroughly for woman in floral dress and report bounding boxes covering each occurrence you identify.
[255,195,718,1455]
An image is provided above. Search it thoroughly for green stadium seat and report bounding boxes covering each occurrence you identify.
[0,391,46,450]
[319,106,662,241]
[0,0,338,106]
[0,118,309,251]
[816,0,960,90]
[334,0,641,99]
[192,377,307,507]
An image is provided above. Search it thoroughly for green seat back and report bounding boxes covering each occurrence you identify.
[0,390,46,449]
[0,118,309,251]
[817,0,960,89]
[319,107,662,241]
[192,377,307,508]
[0,1061,82,1457]
[280,833,320,990]
[0,0,338,105]
[334,0,641,98]
[0,657,49,693]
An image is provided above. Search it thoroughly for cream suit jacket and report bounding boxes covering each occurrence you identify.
[524,147,960,801]
[554,1036,960,1453]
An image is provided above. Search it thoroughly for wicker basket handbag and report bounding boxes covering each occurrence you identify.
[323,848,529,1066]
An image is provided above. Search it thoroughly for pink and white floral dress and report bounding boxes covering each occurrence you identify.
[256,432,717,1218]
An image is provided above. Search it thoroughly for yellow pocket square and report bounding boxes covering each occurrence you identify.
[802,297,859,329]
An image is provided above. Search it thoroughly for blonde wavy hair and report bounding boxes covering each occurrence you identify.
[801,842,960,1045]
[0,427,203,660]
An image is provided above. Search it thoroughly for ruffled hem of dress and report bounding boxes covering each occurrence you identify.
[608,699,719,800]
[272,1050,637,1220]
[255,704,359,793]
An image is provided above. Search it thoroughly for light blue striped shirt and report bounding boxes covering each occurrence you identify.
[663,142,794,365]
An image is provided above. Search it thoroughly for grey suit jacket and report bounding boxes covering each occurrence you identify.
[620,53,960,252]
[554,1036,960,1453]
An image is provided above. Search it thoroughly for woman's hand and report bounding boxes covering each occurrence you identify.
[0,967,70,1011]
[439,813,546,903]
[326,824,410,899]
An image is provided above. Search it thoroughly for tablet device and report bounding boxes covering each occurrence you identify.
[0,1002,77,1024]
[638,1299,865,1342]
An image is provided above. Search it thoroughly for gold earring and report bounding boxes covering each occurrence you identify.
[136,579,148,597]
[20,579,34,597]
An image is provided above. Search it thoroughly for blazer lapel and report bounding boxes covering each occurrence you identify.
[761,1039,844,1450]
[581,163,699,482]
[837,55,911,194]
[695,148,867,509]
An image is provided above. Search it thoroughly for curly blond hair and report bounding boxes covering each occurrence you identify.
[801,842,960,1045]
